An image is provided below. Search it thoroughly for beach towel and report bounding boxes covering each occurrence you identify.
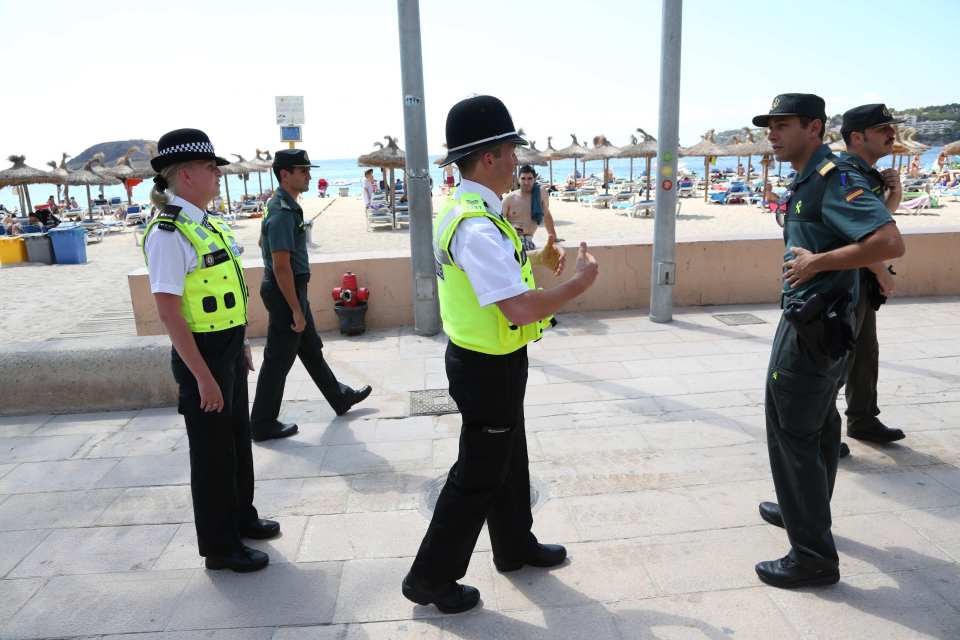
[531,183,544,225]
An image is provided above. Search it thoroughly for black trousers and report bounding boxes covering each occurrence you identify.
[410,341,536,585]
[765,315,846,571]
[171,325,258,557]
[844,279,880,427]
[251,275,346,424]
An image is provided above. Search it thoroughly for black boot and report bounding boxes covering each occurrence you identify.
[334,385,373,416]
[401,573,480,614]
[848,418,905,444]
[756,555,839,589]
[251,420,298,442]
[205,546,269,573]
[758,502,784,529]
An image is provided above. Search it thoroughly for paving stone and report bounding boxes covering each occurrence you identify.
[36,410,136,435]
[832,513,954,577]
[275,620,443,640]
[563,490,710,541]
[10,524,179,577]
[491,539,657,612]
[0,434,91,463]
[320,441,434,475]
[832,469,960,516]
[332,554,494,623]
[896,505,960,562]
[1,569,193,638]
[440,602,621,640]
[298,510,425,562]
[97,485,194,525]
[610,588,801,640]
[0,530,50,577]
[167,561,341,630]
[635,526,787,595]
[101,629,274,640]
[254,444,329,480]
[636,419,756,450]
[767,569,960,640]
[0,463,14,480]
[154,516,307,570]
[123,406,184,431]
[82,428,186,458]
[0,414,50,437]
[0,458,118,493]
[0,578,45,629]
[344,470,435,513]
[96,452,190,488]
[0,488,122,530]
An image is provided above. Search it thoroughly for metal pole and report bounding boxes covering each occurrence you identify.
[397,0,440,335]
[650,0,682,323]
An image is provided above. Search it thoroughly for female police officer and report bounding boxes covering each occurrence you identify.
[143,128,279,573]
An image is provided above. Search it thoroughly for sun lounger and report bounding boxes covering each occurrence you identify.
[896,194,930,214]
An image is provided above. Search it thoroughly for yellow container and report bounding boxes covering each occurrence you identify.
[0,237,28,265]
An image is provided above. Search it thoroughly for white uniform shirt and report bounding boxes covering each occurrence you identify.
[143,194,206,296]
[362,178,377,207]
[449,179,528,308]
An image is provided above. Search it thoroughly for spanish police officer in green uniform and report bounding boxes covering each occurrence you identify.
[751,95,905,588]
[249,149,372,442]
[403,95,599,613]
[143,129,279,573]
[837,104,906,446]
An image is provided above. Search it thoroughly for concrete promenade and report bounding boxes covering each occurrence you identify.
[1,299,959,639]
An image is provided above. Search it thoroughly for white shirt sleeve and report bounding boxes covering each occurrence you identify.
[144,228,198,296]
[450,217,528,307]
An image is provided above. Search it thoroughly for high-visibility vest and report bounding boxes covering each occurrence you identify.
[143,204,248,332]
[433,189,552,355]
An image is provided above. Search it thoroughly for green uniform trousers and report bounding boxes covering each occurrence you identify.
[844,272,880,427]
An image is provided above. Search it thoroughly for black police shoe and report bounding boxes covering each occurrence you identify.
[755,555,839,589]
[848,419,906,444]
[334,385,373,416]
[401,572,480,614]
[205,546,269,573]
[494,543,567,572]
[251,420,299,442]
[758,502,785,529]
[839,442,851,458]
[240,518,280,540]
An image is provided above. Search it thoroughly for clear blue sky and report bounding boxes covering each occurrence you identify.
[0,0,956,163]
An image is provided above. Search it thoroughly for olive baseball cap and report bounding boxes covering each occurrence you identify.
[752,93,827,127]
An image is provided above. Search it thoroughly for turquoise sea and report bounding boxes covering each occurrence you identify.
[0,147,949,213]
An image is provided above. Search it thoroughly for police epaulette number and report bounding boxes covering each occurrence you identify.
[159,204,182,222]
[157,221,177,232]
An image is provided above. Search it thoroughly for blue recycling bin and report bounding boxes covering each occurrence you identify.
[48,224,87,264]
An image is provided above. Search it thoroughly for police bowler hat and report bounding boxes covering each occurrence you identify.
[752,93,827,128]
[151,128,229,172]
[841,104,905,136]
[438,95,527,167]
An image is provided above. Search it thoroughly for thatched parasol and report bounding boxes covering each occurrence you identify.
[729,128,774,185]
[617,128,658,197]
[552,134,591,183]
[587,136,622,193]
[217,159,251,214]
[63,154,120,217]
[358,137,407,222]
[825,131,846,153]
[681,130,734,201]
[0,155,62,214]
[540,137,562,186]
[515,140,548,167]
[944,140,960,156]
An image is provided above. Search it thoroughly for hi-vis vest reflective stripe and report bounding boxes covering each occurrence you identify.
[143,205,248,333]
[433,189,552,355]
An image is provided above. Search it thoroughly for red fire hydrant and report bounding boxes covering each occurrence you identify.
[332,272,370,335]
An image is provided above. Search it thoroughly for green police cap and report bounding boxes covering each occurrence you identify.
[841,104,905,136]
[753,93,827,127]
[273,149,321,172]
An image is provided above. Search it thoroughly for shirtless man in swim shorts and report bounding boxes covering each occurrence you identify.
[502,164,558,250]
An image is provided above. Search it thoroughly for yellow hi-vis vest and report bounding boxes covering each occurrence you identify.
[143,204,248,333]
[433,189,552,355]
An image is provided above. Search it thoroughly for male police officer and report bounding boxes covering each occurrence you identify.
[752,94,904,588]
[402,95,599,613]
[837,104,906,445]
[250,149,371,441]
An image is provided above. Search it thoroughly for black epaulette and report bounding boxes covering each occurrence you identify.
[157,221,177,232]
[158,204,182,223]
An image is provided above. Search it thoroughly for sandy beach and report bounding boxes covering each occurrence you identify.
[2,192,959,344]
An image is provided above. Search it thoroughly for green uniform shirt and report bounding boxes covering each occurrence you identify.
[782,144,894,302]
[261,187,309,280]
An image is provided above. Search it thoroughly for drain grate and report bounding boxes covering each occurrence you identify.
[418,473,546,519]
[410,389,458,416]
[712,313,766,326]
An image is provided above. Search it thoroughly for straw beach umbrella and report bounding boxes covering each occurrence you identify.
[944,140,960,156]
[0,155,64,214]
[540,137,563,187]
[218,159,250,214]
[64,154,121,218]
[553,134,591,185]
[730,128,774,186]
[681,130,732,201]
[617,128,657,197]
[358,136,406,218]
[587,135,622,194]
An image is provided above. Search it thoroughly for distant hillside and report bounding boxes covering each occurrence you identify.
[66,140,155,169]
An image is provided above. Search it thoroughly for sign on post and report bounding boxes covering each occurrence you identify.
[280,126,302,142]
[275,96,305,126]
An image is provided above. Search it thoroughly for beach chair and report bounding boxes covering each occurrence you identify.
[366,203,394,231]
[124,205,145,226]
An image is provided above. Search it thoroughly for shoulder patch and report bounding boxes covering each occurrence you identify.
[460,196,487,213]
[844,188,865,203]
[158,204,181,222]
[157,221,177,232]
[817,160,837,177]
